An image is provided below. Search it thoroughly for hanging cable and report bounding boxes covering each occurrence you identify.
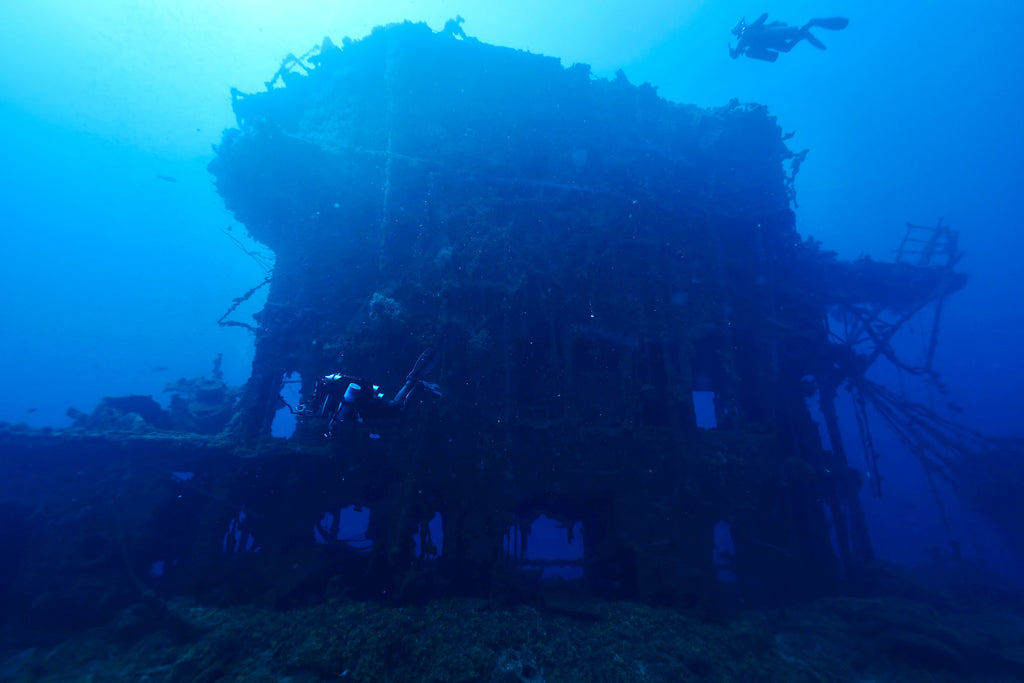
[851,387,883,497]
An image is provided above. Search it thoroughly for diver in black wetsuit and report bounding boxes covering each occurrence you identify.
[302,348,442,437]
[730,14,849,62]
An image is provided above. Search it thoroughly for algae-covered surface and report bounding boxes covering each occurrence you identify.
[5,573,1024,683]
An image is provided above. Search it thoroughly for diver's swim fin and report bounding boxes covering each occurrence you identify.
[392,347,440,407]
[807,17,849,31]
[406,347,438,383]
[805,34,827,50]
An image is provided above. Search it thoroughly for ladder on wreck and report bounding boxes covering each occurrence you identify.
[837,219,965,376]
[835,219,966,498]
[894,218,961,267]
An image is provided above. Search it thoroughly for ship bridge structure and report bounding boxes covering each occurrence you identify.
[205,22,963,604]
[0,22,975,628]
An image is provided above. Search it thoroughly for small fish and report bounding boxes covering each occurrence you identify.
[151,365,169,372]
[27,408,37,413]
[156,175,178,183]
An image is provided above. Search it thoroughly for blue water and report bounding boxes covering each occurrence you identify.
[1,0,1022,589]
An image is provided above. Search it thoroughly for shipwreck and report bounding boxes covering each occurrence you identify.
[2,22,995,638]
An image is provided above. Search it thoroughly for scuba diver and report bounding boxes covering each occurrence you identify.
[730,14,849,62]
[301,347,442,437]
